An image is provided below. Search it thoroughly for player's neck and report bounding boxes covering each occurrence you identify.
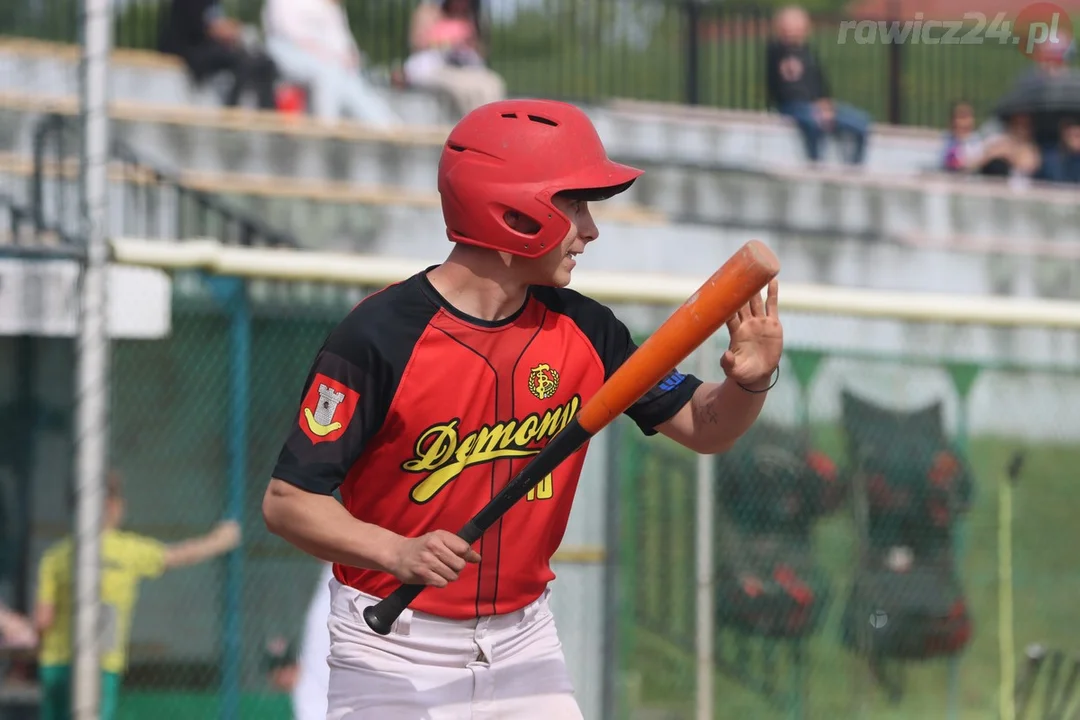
[427,246,530,322]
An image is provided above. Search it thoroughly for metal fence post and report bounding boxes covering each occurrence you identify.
[206,275,250,720]
[694,341,716,720]
[601,419,622,720]
[887,42,903,125]
[223,279,249,720]
[74,0,112,717]
[945,363,980,720]
[684,0,701,106]
[886,0,903,124]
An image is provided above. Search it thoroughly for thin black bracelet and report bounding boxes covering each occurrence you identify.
[737,364,780,394]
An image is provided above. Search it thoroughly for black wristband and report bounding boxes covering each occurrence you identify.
[736,364,780,394]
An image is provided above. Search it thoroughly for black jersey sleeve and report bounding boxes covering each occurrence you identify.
[540,288,703,436]
[271,326,389,495]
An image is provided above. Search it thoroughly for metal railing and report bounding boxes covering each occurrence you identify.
[30,113,298,249]
[3,0,1075,128]
[0,189,81,259]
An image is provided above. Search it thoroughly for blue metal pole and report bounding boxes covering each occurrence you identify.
[212,276,249,720]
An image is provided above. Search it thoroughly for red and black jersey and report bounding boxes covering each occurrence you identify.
[272,268,701,619]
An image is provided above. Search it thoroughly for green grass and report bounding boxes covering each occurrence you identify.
[117,691,291,720]
[619,430,1080,719]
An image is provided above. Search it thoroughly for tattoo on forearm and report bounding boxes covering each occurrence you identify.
[692,395,719,425]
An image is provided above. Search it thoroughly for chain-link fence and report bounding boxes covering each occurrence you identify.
[14,265,1080,720]
[95,278,369,719]
[612,308,1080,720]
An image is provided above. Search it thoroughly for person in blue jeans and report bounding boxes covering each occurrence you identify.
[766,5,870,165]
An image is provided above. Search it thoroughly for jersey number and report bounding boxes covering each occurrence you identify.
[526,473,553,501]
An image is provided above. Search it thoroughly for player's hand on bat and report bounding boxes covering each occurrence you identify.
[389,530,481,587]
[721,278,783,389]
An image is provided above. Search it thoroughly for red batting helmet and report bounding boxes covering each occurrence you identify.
[437,99,643,259]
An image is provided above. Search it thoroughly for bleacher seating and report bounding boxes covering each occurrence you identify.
[0,151,665,254]
[0,37,458,126]
[0,37,948,174]
[2,37,1080,302]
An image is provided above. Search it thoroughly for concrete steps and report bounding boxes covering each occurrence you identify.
[3,93,1077,261]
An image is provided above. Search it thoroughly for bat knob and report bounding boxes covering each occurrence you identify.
[362,604,394,636]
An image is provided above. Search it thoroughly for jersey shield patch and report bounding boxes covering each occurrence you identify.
[299,373,360,445]
[528,363,560,400]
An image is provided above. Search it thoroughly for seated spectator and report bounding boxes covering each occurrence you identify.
[404,0,506,118]
[1037,118,1080,184]
[261,0,403,127]
[975,113,1042,187]
[941,101,985,172]
[158,0,279,110]
[765,5,871,165]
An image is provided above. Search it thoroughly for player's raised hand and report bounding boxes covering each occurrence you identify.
[721,278,783,389]
[212,520,242,551]
[389,530,481,587]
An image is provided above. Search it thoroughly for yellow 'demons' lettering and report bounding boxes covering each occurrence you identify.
[404,395,581,503]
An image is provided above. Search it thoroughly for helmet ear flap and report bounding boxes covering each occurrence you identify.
[479,194,570,257]
[497,205,542,237]
[489,203,544,255]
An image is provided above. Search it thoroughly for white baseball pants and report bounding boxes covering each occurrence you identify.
[325,579,584,720]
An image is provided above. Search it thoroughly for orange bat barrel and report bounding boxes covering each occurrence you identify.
[576,239,780,435]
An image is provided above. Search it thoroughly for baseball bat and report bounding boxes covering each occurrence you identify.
[362,240,781,635]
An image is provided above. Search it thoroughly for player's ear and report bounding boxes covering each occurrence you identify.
[503,210,541,235]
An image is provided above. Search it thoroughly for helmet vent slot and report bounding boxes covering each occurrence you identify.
[447,144,466,152]
[527,114,558,127]
[500,112,518,118]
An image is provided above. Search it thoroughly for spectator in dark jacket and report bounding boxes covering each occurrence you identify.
[1037,118,1080,184]
[766,5,870,165]
[158,0,279,110]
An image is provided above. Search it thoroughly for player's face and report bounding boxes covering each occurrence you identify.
[528,194,599,288]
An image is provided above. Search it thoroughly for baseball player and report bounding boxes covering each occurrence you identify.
[262,98,784,719]
[34,470,240,720]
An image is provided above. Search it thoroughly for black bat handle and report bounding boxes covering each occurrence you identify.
[361,585,422,636]
[362,421,590,635]
[362,521,484,636]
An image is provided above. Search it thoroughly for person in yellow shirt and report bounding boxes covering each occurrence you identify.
[34,470,241,720]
